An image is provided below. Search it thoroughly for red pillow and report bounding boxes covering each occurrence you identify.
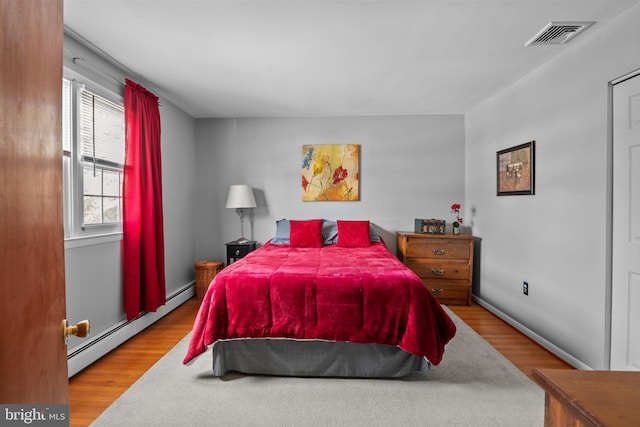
[289,219,323,247]
[337,220,371,247]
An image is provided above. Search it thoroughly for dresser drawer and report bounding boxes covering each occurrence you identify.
[422,282,470,305]
[397,232,474,306]
[405,259,471,281]
[405,238,471,259]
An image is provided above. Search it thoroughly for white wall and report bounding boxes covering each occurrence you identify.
[194,115,465,262]
[465,4,640,369]
[161,101,198,292]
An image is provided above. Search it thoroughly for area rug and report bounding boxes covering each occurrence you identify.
[90,308,544,426]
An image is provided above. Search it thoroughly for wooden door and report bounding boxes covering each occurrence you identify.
[611,73,640,370]
[0,0,68,402]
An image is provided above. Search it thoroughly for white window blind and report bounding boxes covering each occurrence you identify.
[80,89,125,167]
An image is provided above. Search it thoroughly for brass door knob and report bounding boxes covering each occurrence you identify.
[63,319,90,344]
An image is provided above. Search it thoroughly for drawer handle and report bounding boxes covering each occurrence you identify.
[433,248,446,255]
[432,268,444,275]
[431,288,443,295]
[235,249,240,256]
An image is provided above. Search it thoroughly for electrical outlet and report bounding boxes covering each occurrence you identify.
[523,281,529,295]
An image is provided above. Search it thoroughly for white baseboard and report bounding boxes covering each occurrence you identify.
[67,283,195,377]
[472,296,591,370]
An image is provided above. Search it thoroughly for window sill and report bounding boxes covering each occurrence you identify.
[64,232,122,250]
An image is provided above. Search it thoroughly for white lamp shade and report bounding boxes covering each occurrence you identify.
[226,185,257,209]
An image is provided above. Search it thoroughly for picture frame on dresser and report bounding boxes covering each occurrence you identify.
[497,140,535,196]
[414,218,446,234]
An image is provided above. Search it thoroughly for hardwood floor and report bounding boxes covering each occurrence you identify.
[68,298,202,427]
[448,304,573,374]
[68,298,572,426]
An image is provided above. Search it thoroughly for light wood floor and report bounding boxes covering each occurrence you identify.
[68,298,572,427]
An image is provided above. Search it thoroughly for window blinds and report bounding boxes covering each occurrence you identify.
[80,89,125,167]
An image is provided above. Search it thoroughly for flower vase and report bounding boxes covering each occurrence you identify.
[453,226,460,235]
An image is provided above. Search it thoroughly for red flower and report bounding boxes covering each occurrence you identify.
[302,175,309,191]
[451,203,463,225]
[332,166,348,184]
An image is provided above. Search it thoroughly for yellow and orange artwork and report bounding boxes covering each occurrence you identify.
[301,144,359,201]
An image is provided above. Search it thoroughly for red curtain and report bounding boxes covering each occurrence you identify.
[123,79,166,321]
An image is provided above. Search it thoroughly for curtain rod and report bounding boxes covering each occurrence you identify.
[68,55,162,107]
[71,56,122,85]
[64,28,166,106]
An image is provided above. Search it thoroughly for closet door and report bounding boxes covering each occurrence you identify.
[611,73,640,371]
[0,0,68,402]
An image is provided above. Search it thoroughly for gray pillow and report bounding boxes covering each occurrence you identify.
[369,224,381,242]
[271,219,290,244]
[322,220,339,245]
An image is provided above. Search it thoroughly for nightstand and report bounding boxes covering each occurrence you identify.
[225,240,257,265]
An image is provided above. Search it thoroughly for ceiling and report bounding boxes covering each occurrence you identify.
[63,0,640,118]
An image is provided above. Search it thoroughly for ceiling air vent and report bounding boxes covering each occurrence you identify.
[525,21,594,46]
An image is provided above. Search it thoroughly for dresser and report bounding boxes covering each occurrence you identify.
[532,368,640,427]
[396,232,474,305]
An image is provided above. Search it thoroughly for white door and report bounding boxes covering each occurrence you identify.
[611,73,640,370]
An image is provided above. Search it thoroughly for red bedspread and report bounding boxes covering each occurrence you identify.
[183,241,456,365]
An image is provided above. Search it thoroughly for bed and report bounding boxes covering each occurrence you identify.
[183,219,456,377]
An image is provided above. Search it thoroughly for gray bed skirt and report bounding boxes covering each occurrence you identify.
[211,338,431,378]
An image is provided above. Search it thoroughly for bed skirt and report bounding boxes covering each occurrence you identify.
[211,338,431,378]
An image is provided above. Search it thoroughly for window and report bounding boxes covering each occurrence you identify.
[62,77,125,237]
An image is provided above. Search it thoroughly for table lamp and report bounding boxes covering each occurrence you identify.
[225,185,256,242]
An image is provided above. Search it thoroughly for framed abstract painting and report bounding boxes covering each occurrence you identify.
[302,144,359,201]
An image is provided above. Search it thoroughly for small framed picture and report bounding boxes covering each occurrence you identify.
[415,218,446,234]
[497,141,535,196]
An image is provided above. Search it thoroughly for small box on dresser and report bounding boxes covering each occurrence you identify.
[397,232,474,305]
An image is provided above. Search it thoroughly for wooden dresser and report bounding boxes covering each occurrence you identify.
[396,232,474,305]
[532,368,640,427]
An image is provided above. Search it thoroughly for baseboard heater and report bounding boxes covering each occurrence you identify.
[67,283,194,377]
